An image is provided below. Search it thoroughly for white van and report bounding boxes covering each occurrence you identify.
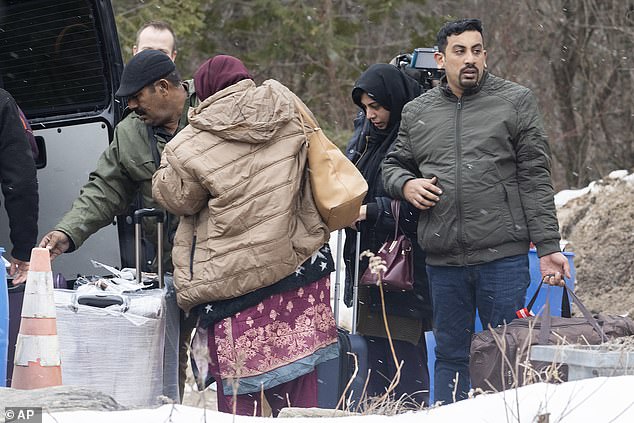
[0,0,131,279]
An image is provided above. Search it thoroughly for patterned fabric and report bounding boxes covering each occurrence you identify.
[195,244,335,326]
[207,276,338,395]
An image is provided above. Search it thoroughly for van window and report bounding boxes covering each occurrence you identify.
[0,0,110,119]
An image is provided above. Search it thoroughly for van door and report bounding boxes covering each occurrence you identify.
[0,0,125,279]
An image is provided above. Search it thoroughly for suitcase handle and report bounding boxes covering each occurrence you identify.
[134,208,165,288]
[134,208,165,224]
[73,292,129,312]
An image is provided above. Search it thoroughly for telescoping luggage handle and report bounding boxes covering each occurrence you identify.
[133,208,165,288]
[332,228,361,335]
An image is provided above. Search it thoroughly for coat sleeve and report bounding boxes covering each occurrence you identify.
[381,107,421,199]
[54,122,140,250]
[514,89,561,257]
[0,92,39,261]
[152,142,209,216]
[370,197,420,239]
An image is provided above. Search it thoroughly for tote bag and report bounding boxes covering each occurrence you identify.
[294,97,368,232]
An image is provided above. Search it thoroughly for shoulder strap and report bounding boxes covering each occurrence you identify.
[390,199,401,238]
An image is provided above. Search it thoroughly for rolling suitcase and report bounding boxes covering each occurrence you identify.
[54,208,179,406]
[317,229,369,410]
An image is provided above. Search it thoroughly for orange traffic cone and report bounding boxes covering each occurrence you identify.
[11,247,62,389]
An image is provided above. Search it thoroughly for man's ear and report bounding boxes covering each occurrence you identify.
[157,79,170,94]
[132,45,138,56]
[434,52,445,69]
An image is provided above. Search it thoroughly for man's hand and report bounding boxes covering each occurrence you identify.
[8,258,29,285]
[38,230,71,261]
[539,252,571,286]
[403,177,442,210]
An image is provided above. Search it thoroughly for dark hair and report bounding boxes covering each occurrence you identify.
[163,69,182,87]
[135,20,178,52]
[147,69,182,93]
[436,18,483,53]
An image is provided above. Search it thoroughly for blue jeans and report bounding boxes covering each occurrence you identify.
[427,254,530,404]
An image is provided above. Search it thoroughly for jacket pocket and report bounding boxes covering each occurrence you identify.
[501,184,528,240]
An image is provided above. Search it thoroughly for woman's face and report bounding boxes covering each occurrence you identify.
[360,92,390,130]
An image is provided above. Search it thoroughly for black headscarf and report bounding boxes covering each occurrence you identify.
[349,64,422,201]
[352,63,422,128]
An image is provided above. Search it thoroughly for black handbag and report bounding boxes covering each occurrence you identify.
[360,200,414,292]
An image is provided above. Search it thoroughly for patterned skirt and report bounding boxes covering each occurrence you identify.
[198,276,338,395]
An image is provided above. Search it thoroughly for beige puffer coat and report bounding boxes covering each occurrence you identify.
[152,78,329,311]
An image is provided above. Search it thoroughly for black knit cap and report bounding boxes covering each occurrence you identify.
[115,50,176,97]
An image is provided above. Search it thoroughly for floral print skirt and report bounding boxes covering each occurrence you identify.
[199,276,338,395]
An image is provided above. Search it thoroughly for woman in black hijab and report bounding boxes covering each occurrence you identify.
[343,63,432,407]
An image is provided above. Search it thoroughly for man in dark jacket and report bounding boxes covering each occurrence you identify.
[382,18,570,404]
[0,88,38,285]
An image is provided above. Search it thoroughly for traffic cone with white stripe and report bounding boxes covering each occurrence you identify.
[11,247,62,389]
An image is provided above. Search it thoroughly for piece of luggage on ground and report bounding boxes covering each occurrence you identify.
[53,208,180,406]
[317,229,370,410]
[470,283,634,393]
[5,282,24,387]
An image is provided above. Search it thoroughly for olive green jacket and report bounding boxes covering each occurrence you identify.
[55,81,197,268]
[383,73,561,266]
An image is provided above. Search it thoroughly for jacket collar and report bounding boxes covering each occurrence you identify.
[440,70,489,99]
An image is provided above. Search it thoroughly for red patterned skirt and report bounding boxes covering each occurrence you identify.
[199,276,338,395]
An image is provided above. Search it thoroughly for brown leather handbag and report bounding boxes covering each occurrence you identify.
[293,97,368,232]
[360,200,414,292]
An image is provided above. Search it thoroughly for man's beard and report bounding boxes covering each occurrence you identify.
[459,65,480,89]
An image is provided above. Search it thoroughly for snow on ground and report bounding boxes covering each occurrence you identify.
[554,169,633,208]
[42,375,634,422]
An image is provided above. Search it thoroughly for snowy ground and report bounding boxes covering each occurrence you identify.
[42,375,634,422]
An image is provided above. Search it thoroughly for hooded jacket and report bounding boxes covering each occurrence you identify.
[152,78,329,311]
[383,72,562,266]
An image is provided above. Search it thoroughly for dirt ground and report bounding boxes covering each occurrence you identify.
[556,171,634,316]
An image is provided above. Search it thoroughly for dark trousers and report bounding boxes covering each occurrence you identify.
[365,335,430,407]
[427,254,530,405]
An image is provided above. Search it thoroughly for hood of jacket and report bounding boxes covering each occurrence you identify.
[187,78,295,145]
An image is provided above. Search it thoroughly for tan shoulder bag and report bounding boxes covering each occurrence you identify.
[293,97,368,232]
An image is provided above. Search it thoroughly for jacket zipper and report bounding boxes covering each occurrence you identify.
[189,214,198,281]
[455,98,466,261]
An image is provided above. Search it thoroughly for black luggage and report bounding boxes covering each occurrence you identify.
[317,229,369,410]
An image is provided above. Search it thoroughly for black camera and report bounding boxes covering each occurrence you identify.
[392,47,444,91]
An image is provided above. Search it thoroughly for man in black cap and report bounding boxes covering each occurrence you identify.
[38,49,198,401]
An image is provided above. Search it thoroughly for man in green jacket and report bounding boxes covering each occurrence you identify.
[39,49,196,402]
[382,18,570,404]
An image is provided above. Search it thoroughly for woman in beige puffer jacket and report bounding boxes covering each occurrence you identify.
[152,56,337,416]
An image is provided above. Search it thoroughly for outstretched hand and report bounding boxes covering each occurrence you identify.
[403,177,442,210]
[539,252,571,286]
[38,230,71,261]
[8,258,29,285]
